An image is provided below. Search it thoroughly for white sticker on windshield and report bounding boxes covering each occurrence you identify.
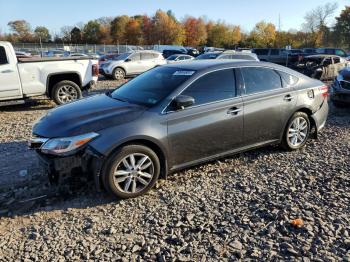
[173,71,195,76]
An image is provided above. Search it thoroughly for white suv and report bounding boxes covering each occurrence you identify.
[100,51,166,80]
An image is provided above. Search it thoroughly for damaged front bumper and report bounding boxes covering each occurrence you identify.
[31,145,105,190]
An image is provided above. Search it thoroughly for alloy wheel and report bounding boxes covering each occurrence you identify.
[287,117,308,147]
[57,85,78,103]
[113,153,154,194]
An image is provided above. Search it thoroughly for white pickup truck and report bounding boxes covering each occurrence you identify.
[0,41,99,105]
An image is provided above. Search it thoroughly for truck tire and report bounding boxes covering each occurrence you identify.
[52,80,82,105]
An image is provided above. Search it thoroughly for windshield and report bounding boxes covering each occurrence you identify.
[111,66,195,106]
[196,53,221,59]
[113,52,131,60]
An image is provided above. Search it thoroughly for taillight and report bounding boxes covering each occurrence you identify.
[319,85,329,97]
[92,64,99,76]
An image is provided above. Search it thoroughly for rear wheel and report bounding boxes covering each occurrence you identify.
[52,80,82,105]
[281,112,310,150]
[112,68,126,80]
[102,145,160,199]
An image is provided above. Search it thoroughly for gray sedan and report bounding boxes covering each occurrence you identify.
[30,60,329,199]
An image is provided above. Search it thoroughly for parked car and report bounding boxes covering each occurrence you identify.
[330,68,350,107]
[185,47,200,57]
[296,55,348,81]
[98,53,119,65]
[15,51,32,59]
[0,41,99,106]
[217,52,259,61]
[29,60,329,199]
[316,48,347,57]
[252,48,302,65]
[99,51,166,80]
[166,54,194,63]
[162,49,187,58]
[195,51,223,60]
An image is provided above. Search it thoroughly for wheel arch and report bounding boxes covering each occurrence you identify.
[104,138,168,180]
[46,72,82,97]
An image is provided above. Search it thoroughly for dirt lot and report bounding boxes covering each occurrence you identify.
[0,79,349,261]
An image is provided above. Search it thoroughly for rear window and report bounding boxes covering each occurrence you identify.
[241,67,282,94]
[0,47,8,65]
[232,54,256,61]
[278,71,299,87]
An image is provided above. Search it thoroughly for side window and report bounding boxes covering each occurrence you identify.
[152,53,159,59]
[254,49,269,55]
[0,47,8,65]
[141,53,154,60]
[219,54,231,59]
[278,71,299,87]
[241,67,282,94]
[181,69,236,106]
[270,49,280,56]
[129,53,140,61]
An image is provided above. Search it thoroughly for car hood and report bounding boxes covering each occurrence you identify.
[33,94,146,138]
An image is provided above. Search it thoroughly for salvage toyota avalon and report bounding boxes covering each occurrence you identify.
[29,60,329,199]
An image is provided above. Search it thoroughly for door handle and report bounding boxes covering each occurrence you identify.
[283,94,294,101]
[1,69,14,73]
[227,107,242,115]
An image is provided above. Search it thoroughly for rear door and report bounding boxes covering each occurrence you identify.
[166,68,243,168]
[140,52,157,71]
[0,45,22,100]
[239,67,297,146]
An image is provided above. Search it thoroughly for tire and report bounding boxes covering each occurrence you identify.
[112,67,126,80]
[52,80,82,105]
[102,145,160,199]
[281,112,310,151]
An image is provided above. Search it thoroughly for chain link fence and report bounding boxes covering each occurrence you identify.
[12,43,159,56]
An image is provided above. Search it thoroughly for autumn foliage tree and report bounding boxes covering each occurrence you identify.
[183,17,207,47]
[249,21,276,47]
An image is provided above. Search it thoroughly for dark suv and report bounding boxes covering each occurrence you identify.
[29,61,329,199]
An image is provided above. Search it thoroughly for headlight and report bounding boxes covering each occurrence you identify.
[41,132,99,155]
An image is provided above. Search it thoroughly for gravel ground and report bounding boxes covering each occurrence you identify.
[0,79,349,261]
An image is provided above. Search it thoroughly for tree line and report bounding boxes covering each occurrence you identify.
[0,3,349,49]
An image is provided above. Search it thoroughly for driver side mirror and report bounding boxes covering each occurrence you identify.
[125,58,131,62]
[174,95,195,110]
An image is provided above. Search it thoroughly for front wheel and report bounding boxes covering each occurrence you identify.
[112,68,126,80]
[102,145,160,199]
[281,112,310,150]
[52,80,82,105]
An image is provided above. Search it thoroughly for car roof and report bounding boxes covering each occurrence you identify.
[163,60,297,73]
[306,54,340,58]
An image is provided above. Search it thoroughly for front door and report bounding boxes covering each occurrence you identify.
[0,45,22,99]
[166,68,244,168]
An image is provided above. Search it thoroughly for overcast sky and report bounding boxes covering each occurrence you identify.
[0,0,347,34]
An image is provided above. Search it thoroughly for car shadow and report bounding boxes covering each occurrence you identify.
[0,97,54,112]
